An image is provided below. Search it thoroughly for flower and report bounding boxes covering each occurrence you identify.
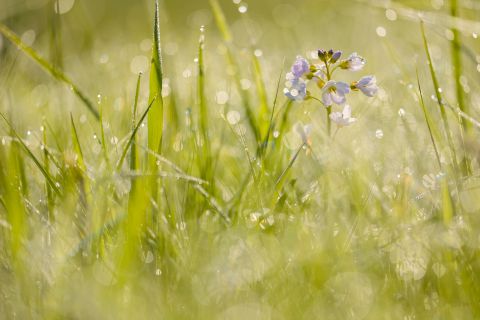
[340,52,365,71]
[284,77,307,101]
[329,105,356,127]
[353,75,378,97]
[294,122,312,146]
[330,50,342,63]
[291,56,310,78]
[321,80,350,106]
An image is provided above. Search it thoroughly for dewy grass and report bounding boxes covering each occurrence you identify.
[2,0,480,318]
[0,23,99,120]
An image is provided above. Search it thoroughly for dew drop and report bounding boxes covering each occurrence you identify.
[385,9,397,21]
[238,3,248,13]
[215,91,229,105]
[240,79,251,90]
[376,26,387,37]
[227,110,241,125]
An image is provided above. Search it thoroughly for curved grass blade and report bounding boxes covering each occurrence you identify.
[0,113,61,196]
[0,23,99,120]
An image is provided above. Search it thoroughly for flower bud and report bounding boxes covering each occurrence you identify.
[318,49,327,62]
[330,51,342,63]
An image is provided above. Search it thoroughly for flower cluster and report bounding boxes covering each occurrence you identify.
[284,49,377,127]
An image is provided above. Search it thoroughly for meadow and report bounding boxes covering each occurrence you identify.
[1,0,480,318]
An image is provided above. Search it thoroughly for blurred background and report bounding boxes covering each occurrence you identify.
[2,0,480,319]
[1,0,478,125]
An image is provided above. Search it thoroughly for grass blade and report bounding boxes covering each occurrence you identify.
[420,21,459,175]
[252,54,270,140]
[209,0,260,144]
[416,70,442,170]
[450,0,468,132]
[0,23,99,120]
[130,73,142,172]
[116,96,155,171]
[70,114,86,171]
[147,0,164,165]
[197,27,212,184]
[0,113,61,196]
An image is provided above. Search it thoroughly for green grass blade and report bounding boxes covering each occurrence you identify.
[98,103,110,169]
[70,114,86,171]
[209,0,232,43]
[0,23,99,120]
[252,54,270,140]
[116,97,155,172]
[43,119,55,220]
[416,71,442,170]
[147,0,164,166]
[259,63,284,159]
[0,113,61,196]
[450,0,469,133]
[209,0,260,144]
[130,73,142,172]
[197,27,212,184]
[420,21,459,175]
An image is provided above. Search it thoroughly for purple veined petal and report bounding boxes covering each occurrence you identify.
[321,80,349,106]
[335,81,351,95]
[342,52,366,71]
[330,91,347,105]
[322,91,333,106]
[284,77,307,101]
[355,75,378,97]
[291,56,310,78]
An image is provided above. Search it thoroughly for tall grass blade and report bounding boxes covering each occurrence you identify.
[209,0,260,143]
[0,23,99,120]
[252,54,270,141]
[116,96,155,172]
[416,71,442,169]
[420,21,460,175]
[130,73,142,172]
[450,0,468,133]
[147,0,164,165]
[197,27,212,184]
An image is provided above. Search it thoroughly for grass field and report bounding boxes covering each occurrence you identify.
[1,0,480,318]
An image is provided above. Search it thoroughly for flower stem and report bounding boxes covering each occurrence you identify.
[326,105,332,137]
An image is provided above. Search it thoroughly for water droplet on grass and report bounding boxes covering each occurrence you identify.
[227,110,241,125]
[376,26,387,37]
[238,3,248,13]
[385,9,397,21]
[54,0,75,14]
[216,91,229,105]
